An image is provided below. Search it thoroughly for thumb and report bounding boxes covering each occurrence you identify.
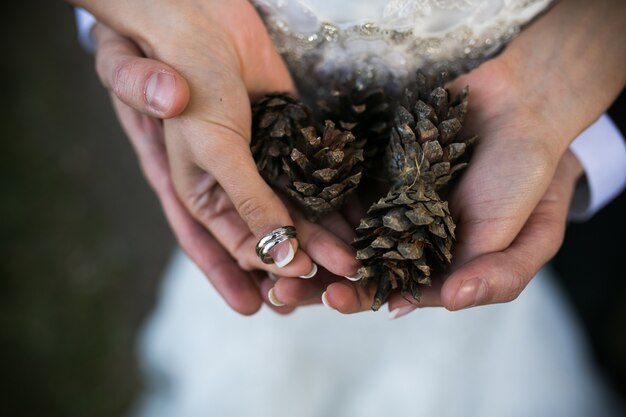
[92,23,190,119]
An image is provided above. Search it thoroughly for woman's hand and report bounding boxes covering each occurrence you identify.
[92,24,265,314]
[72,0,362,300]
[90,21,360,314]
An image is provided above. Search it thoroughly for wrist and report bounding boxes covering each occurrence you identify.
[499,0,626,153]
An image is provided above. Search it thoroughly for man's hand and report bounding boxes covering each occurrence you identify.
[317,0,626,315]
[92,24,266,314]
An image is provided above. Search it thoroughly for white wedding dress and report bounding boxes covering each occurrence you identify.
[129,2,621,416]
[253,0,552,99]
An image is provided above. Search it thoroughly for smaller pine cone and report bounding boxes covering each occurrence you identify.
[353,182,456,311]
[387,73,477,191]
[283,121,364,220]
[318,84,394,165]
[251,94,312,183]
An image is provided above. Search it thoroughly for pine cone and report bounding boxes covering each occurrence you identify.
[354,72,476,311]
[353,182,455,311]
[318,84,394,166]
[387,72,477,191]
[283,120,364,220]
[251,94,312,183]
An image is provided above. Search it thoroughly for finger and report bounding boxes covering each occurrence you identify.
[448,137,558,269]
[264,272,328,307]
[167,162,359,280]
[110,96,263,315]
[326,278,445,318]
[441,153,579,311]
[322,281,377,314]
[272,277,324,306]
[220,205,361,281]
[157,25,305,273]
[386,283,444,319]
[167,119,314,276]
[165,165,314,277]
[294,211,361,279]
[270,267,343,307]
[93,23,190,119]
[258,276,297,315]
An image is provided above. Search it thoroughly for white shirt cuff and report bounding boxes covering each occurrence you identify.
[569,114,626,221]
[75,8,97,53]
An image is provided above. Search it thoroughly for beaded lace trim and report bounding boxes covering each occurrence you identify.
[252,0,554,100]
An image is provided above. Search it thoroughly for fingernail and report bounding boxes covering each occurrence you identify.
[299,263,318,279]
[146,72,176,114]
[321,291,334,310]
[388,305,417,320]
[453,278,488,310]
[345,271,362,282]
[268,287,285,307]
[268,272,279,282]
[270,240,295,269]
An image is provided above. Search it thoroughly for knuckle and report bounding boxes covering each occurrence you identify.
[95,39,128,87]
[232,242,259,272]
[111,58,140,98]
[185,178,222,221]
[333,295,354,314]
[335,284,362,314]
[236,257,255,272]
[233,238,257,272]
[236,196,271,234]
[502,264,529,302]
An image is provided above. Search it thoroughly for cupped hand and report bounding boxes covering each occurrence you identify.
[90,21,360,314]
[77,0,362,288]
[318,58,585,315]
[92,23,263,314]
[310,0,626,316]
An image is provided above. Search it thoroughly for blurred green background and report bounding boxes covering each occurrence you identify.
[1,3,173,416]
[1,2,625,417]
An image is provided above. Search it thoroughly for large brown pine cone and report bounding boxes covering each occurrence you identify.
[354,72,477,311]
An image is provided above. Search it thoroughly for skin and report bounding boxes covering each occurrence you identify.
[80,0,363,283]
[77,0,625,316]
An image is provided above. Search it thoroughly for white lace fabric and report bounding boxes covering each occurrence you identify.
[252,0,554,99]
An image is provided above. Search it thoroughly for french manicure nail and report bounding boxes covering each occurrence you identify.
[321,291,334,310]
[453,278,488,310]
[270,240,295,269]
[146,72,176,114]
[268,287,285,307]
[299,263,318,279]
[388,306,417,320]
[344,272,362,282]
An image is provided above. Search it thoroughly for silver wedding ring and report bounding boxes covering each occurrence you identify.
[255,226,298,264]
